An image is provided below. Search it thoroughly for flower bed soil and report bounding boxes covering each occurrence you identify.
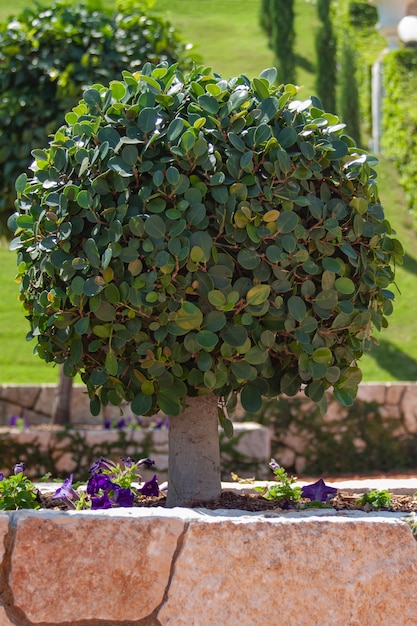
[38,488,417,513]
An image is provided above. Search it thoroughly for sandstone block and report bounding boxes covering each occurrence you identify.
[10,511,184,623]
[0,515,8,565]
[228,422,270,461]
[385,383,407,405]
[356,382,387,404]
[0,385,40,408]
[159,514,417,626]
[401,387,417,434]
[0,606,15,626]
[33,386,56,416]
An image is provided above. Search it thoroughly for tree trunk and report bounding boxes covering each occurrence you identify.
[51,367,73,425]
[166,393,221,507]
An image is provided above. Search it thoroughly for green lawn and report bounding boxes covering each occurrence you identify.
[0,0,416,383]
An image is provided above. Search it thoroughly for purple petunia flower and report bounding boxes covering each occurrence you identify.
[88,457,116,475]
[0,473,3,482]
[139,474,159,497]
[91,492,113,509]
[269,458,280,472]
[120,456,134,467]
[301,478,337,502]
[52,474,80,503]
[138,458,155,469]
[111,485,135,507]
[87,473,113,496]
[13,462,25,475]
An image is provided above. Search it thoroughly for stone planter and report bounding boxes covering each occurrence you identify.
[1,504,416,625]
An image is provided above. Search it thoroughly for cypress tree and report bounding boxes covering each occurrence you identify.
[338,41,361,144]
[315,0,337,112]
[260,0,296,84]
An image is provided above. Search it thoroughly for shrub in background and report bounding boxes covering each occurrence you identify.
[382,50,417,223]
[335,0,384,145]
[0,0,195,236]
[244,395,417,475]
[10,64,400,504]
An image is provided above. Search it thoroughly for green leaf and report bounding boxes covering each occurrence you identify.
[335,277,355,295]
[83,88,101,108]
[15,173,28,194]
[218,406,234,438]
[203,370,216,388]
[84,238,100,268]
[333,387,355,407]
[144,214,166,239]
[131,392,153,416]
[196,330,218,350]
[287,296,306,323]
[207,290,226,308]
[231,360,254,380]
[175,302,203,330]
[220,325,248,347]
[246,284,271,306]
[312,347,333,365]
[276,211,298,233]
[315,289,338,309]
[137,107,159,132]
[105,350,118,376]
[237,249,261,270]
[167,118,185,141]
[278,127,297,148]
[240,384,263,413]
[189,231,213,262]
[110,80,126,100]
[83,277,105,296]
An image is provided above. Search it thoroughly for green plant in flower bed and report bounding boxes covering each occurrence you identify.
[356,488,393,510]
[0,463,40,510]
[255,460,302,503]
[9,63,401,505]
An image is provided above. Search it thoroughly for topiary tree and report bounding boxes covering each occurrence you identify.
[0,0,195,236]
[9,64,402,506]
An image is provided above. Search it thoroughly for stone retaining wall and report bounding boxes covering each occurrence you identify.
[0,422,270,482]
[2,382,417,477]
[3,382,417,429]
[1,506,416,625]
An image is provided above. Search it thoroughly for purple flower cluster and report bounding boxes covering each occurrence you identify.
[87,457,159,509]
[52,456,159,510]
[9,415,29,429]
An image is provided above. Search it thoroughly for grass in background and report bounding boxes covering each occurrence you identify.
[0,0,416,383]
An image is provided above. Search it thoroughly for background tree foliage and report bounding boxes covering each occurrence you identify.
[259,0,296,85]
[0,0,195,237]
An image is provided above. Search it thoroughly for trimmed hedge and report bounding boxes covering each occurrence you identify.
[334,0,385,144]
[382,50,417,221]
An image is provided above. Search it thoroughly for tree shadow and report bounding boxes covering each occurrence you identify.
[402,252,417,277]
[295,54,315,74]
[367,337,417,381]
